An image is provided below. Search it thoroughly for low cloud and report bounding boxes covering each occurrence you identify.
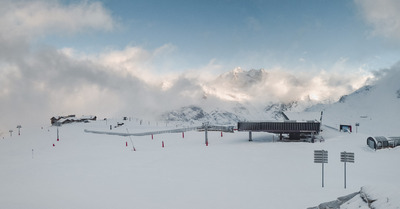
[204,67,373,105]
[0,41,376,132]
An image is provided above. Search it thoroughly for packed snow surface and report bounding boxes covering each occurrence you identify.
[0,117,399,209]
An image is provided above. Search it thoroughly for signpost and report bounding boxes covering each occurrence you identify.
[341,151,355,189]
[314,150,328,187]
[355,123,359,133]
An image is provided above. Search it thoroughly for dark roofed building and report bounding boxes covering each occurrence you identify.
[238,120,321,141]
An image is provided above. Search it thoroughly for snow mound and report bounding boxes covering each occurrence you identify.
[310,185,400,209]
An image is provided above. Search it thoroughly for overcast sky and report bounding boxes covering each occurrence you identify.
[1,0,400,132]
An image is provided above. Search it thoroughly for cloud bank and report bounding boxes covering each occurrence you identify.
[0,0,380,134]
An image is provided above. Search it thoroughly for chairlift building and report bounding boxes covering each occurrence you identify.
[237,120,321,140]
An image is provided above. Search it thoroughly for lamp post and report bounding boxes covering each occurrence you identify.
[203,122,209,146]
[16,125,22,135]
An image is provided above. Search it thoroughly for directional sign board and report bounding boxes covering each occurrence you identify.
[341,152,355,163]
[314,150,328,163]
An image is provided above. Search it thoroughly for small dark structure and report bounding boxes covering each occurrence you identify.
[340,125,352,132]
[367,136,400,150]
[51,115,97,125]
[114,122,124,128]
[237,120,321,140]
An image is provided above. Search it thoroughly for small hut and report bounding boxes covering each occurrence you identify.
[367,136,400,150]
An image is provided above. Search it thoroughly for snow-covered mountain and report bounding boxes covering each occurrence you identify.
[160,102,304,125]
[160,105,246,125]
[160,68,329,124]
[306,68,400,135]
[161,67,400,132]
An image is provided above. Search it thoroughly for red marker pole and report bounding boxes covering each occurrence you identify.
[182,132,184,138]
[162,141,164,148]
[221,131,223,137]
[126,141,128,147]
[151,134,153,140]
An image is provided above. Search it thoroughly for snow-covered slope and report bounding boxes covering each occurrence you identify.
[307,68,400,136]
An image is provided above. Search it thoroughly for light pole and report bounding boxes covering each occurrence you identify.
[17,125,22,135]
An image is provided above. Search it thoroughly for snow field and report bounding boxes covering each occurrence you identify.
[0,119,399,209]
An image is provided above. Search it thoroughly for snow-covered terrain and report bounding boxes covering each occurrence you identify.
[1,114,399,209]
[1,70,399,208]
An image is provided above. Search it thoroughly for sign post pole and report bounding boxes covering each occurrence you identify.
[314,150,328,188]
[322,150,326,188]
[344,160,347,188]
[322,159,324,188]
[341,151,355,189]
